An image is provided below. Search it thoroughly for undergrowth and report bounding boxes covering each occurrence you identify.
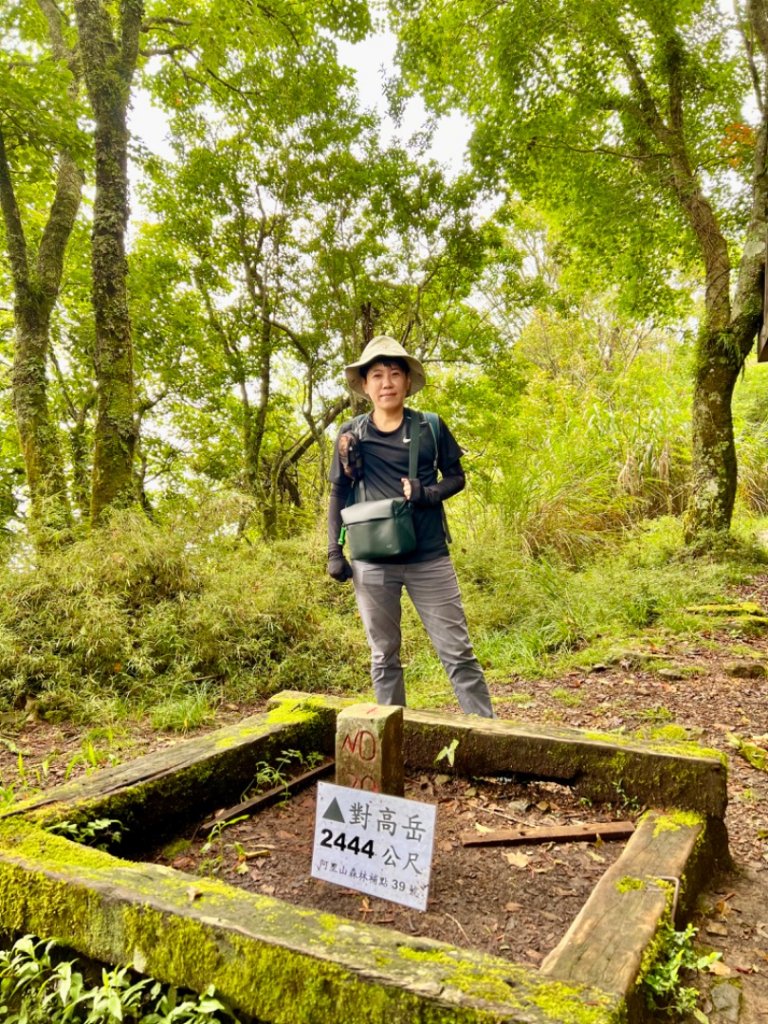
[0,506,367,725]
[0,934,240,1023]
[460,515,767,683]
[642,922,721,1021]
[0,505,764,724]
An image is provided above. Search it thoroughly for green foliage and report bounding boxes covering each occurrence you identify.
[0,493,762,721]
[200,816,249,859]
[458,515,762,681]
[389,0,747,311]
[239,748,322,805]
[0,453,765,727]
[0,934,239,1023]
[0,505,368,722]
[642,922,721,1019]
[434,737,460,767]
[733,363,768,515]
[149,685,216,734]
[439,304,693,564]
[46,817,123,851]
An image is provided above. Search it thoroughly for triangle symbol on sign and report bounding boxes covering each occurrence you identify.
[324,798,345,823]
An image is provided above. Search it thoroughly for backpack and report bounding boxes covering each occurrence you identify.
[348,410,451,541]
[349,410,441,471]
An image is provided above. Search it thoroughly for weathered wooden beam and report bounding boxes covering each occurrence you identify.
[200,759,335,833]
[1,698,337,855]
[460,821,635,847]
[267,692,728,818]
[0,817,623,1024]
[540,810,726,1013]
[0,692,729,1023]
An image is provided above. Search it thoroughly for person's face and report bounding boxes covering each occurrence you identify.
[362,361,410,413]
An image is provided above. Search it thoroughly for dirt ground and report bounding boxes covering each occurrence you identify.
[148,772,627,968]
[1,578,768,1022]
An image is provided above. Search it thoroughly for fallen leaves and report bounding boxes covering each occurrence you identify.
[726,733,768,772]
[503,851,530,869]
[706,960,733,977]
[584,849,606,864]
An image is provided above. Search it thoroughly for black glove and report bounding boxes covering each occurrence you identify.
[338,432,364,480]
[327,553,353,582]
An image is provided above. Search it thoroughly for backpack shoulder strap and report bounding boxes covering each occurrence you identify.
[419,412,440,470]
[418,411,453,543]
[349,413,368,438]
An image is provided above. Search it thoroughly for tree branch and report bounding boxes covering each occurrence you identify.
[665,32,685,135]
[613,28,731,327]
[281,395,351,469]
[118,0,144,83]
[263,315,312,361]
[142,16,192,29]
[739,0,765,112]
[36,0,73,65]
[0,126,29,294]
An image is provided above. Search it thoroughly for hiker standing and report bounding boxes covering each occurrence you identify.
[327,336,494,718]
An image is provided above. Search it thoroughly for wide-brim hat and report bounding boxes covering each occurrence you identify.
[344,336,426,397]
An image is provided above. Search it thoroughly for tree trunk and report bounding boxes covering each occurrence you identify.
[74,0,142,520]
[12,299,73,536]
[684,36,768,538]
[0,115,79,540]
[614,25,768,542]
[686,334,741,537]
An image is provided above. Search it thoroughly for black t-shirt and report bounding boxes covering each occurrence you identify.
[329,409,464,563]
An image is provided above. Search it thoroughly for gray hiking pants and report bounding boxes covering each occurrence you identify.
[351,555,494,717]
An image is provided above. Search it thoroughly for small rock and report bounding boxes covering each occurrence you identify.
[709,960,733,977]
[710,980,741,1022]
[723,660,767,680]
[657,667,687,681]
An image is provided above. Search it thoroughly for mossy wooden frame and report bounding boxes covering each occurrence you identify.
[0,691,729,1024]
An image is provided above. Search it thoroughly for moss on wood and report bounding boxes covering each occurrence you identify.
[0,816,622,1024]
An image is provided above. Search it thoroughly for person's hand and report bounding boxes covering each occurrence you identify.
[401,478,423,502]
[327,553,353,582]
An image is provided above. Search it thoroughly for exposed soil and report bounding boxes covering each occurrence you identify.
[148,773,626,968]
[1,578,768,1022]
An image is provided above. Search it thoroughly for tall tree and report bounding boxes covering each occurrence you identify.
[0,0,85,538]
[74,0,143,519]
[390,0,768,539]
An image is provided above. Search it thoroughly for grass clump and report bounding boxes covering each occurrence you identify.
[0,506,368,725]
[0,499,765,726]
[456,515,767,680]
[0,933,239,1022]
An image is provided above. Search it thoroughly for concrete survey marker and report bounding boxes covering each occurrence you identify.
[0,690,730,1024]
[335,702,404,795]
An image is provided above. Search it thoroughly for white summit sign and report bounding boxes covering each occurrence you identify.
[311,782,437,911]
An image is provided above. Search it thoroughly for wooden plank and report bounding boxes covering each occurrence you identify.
[0,816,624,1024]
[200,760,335,832]
[269,692,729,818]
[1,701,337,855]
[540,811,710,1000]
[460,820,635,847]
